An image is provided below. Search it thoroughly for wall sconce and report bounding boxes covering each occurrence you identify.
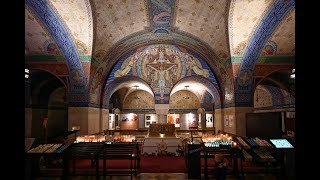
[160,133,164,138]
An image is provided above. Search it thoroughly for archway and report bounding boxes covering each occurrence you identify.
[29,69,68,143]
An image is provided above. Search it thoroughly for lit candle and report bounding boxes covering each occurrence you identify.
[232,142,237,148]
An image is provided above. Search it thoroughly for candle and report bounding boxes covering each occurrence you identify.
[232,142,237,148]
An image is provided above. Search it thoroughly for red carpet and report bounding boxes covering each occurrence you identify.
[71,160,136,169]
[70,156,187,173]
[70,156,231,173]
[139,156,187,173]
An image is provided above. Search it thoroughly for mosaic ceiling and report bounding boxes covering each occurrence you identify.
[92,0,148,62]
[25,0,295,106]
[267,8,295,55]
[25,8,61,55]
[229,0,275,56]
[48,0,93,55]
[25,0,295,63]
[175,0,230,60]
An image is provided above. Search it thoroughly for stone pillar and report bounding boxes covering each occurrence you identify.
[197,108,205,129]
[215,107,254,136]
[101,108,109,132]
[155,104,169,124]
[221,107,236,134]
[214,108,222,133]
[234,107,254,136]
[68,107,102,135]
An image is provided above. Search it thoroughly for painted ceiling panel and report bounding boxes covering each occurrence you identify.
[25,8,60,55]
[175,0,230,60]
[48,0,92,55]
[230,0,275,56]
[268,8,295,55]
[92,0,147,62]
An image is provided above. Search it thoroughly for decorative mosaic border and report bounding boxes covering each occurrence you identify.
[26,0,88,105]
[235,0,295,106]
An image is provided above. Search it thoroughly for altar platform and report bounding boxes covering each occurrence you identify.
[142,137,182,156]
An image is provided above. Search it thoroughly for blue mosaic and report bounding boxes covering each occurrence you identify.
[147,0,176,29]
[235,0,295,106]
[102,32,223,91]
[105,50,137,86]
[26,0,87,98]
[263,85,284,106]
[105,44,220,105]
[188,51,219,86]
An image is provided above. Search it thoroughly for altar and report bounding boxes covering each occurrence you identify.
[142,137,182,156]
[142,124,182,155]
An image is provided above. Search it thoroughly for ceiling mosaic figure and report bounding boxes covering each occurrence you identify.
[110,44,216,104]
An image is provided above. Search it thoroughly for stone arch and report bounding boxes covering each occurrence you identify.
[26,0,88,105]
[235,0,295,106]
[170,76,222,109]
[89,30,232,107]
[102,76,154,109]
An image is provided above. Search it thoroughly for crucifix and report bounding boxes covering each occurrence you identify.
[147,64,176,99]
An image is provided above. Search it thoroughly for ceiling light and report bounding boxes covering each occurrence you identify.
[133,85,140,99]
[183,85,190,99]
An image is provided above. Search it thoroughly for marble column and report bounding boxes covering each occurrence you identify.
[68,107,102,135]
[154,104,169,124]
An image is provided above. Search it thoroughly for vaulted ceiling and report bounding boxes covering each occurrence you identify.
[25,0,295,62]
[25,0,295,106]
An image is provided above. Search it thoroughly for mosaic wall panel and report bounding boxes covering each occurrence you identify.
[122,91,155,109]
[105,44,217,104]
[253,86,273,108]
[169,90,200,110]
[263,85,284,106]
